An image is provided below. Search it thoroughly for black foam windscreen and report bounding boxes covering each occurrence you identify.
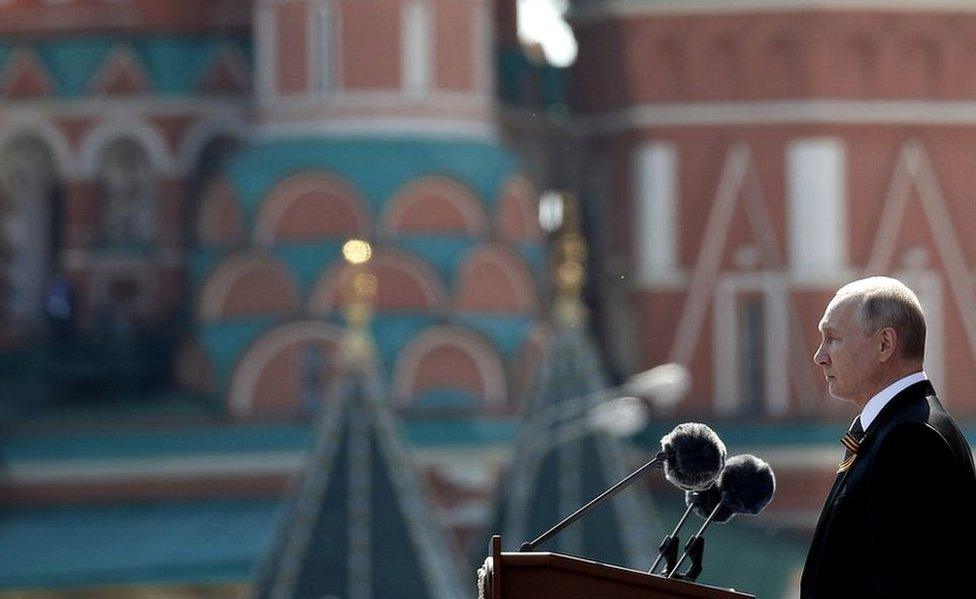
[660,423,727,491]
[718,454,776,516]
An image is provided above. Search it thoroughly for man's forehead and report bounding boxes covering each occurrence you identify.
[818,315,838,332]
[820,295,858,330]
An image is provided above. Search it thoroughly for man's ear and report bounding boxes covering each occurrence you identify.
[878,326,898,362]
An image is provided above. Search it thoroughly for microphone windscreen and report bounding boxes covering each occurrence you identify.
[684,486,734,523]
[719,454,775,515]
[660,423,727,491]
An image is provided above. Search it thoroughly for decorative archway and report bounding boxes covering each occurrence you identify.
[0,135,60,325]
[79,117,175,177]
[309,248,447,314]
[178,114,248,174]
[227,320,343,418]
[393,325,506,409]
[382,176,488,238]
[198,251,299,320]
[495,174,543,242]
[455,243,537,313]
[253,171,369,245]
[0,116,74,178]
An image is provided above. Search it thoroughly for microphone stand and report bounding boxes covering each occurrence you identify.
[519,451,666,552]
[648,502,694,574]
[665,502,725,581]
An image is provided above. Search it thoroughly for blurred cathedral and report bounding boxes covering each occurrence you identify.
[0,1,564,596]
[0,0,550,419]
[3,0,976,597]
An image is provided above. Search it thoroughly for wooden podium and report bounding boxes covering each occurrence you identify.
[478,536,754,599]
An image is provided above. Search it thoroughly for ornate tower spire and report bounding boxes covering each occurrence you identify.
[485,190,658,568]
[338,238,377,371]
[251,240,464,599]
[550,191,588,327]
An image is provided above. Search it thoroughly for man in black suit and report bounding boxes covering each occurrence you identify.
[801,276,976,598]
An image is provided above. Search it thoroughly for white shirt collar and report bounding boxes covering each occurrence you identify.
[859,371,928,430]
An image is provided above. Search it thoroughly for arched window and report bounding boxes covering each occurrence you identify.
[0,136,58,324]
[97,138,155,248]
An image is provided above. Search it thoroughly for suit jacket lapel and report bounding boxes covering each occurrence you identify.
[805,456,853,571]
[804,380,934,592]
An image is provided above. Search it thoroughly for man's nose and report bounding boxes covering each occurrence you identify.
[813,344,828,365]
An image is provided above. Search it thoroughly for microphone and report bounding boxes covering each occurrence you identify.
[685,484,733,523]
[648,477,736,574]
[666,454,776,579]
[519,422,726,552]
[661,422,728,492]
[715,454,776,516]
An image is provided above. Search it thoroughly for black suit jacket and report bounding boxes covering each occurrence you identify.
[800,380,976,598]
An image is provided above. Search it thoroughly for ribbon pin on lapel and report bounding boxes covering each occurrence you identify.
[837,418,865,473]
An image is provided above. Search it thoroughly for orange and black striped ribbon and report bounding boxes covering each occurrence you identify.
[837,431,862,473]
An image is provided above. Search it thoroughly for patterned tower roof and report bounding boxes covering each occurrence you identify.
[188,139,545,418]
[251,244,464,599]
[488,193,658,568]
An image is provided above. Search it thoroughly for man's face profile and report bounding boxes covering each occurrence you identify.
[813,295,880,405]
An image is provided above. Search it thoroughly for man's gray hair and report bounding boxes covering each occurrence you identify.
[835,276,926,360]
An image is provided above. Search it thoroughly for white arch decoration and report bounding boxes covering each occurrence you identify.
[78,117,176,177]
[253,172,369,245]
[308,248,448,314]
[227,320,344,418]
[0,115,77,179]
[198,250,299,320]
[382,176,488,238]
[177,113,249,173]
[456,243,537,312]
[495,174,540,240]
[393,325,506,407]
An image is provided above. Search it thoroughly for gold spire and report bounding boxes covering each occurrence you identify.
[549,191,588,327]
[339,239,377,370]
